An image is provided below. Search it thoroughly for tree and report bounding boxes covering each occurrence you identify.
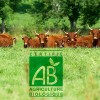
[59,0,100,30]
[0,0,21,33]
[9,0,21,12]
[31,0,100,31]
[31,0,53,22]
[31,0,82,31]
[81,0,100,27]
[31,0,64,31]
[0,0,12,33]
[59,0,82,31]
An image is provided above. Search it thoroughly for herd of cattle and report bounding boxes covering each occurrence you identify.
[0,27,100,48]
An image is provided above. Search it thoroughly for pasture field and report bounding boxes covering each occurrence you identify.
[0,38,100,100]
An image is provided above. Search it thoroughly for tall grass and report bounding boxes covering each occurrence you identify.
[0,40,100,100]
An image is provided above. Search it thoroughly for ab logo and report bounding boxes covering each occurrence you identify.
[29,57,63,86]
[29,51,63,97]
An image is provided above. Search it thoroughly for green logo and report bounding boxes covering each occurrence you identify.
[29,50,63,97]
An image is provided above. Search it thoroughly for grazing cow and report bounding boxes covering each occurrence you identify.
[64,30,79,47]
[0,33,14,47]
[88,26,100,47]
[35,31,64,47]
[75,35,93,48]
[22,36,40,48]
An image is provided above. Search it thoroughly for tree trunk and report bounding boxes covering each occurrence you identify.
[1,18,6,33]
[70,20,76,31]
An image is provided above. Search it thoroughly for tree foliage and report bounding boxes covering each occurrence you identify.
[82,0,100,26]
[0,0,21,32]
[31,0,100,31]
[31,0,53,21]
[1,0,100,33]
[0,0,12,19]
[60,0,81,30]
[9,0,21,11]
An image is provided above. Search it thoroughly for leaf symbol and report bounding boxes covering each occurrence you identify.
[49,58,54,66]
[53,62,60,67]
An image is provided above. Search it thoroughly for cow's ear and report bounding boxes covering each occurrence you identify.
[75,34,78,38]
[22,37,24,40]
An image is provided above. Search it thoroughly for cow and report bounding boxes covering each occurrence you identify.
[35,31,49,47]
[47,34,64,47]
[0,33,11,38]
[55,37,71,48]
[22,36,40,48]
[35,31,64,47]
[88,25,100,47]
[22,36,29,48]
[28,38,40,48]
[1,33,16,42]
[75,35,93,48]
[64,30,79,47]
[0,33,15,47]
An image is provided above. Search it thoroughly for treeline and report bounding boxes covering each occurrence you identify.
[0,0,100,33]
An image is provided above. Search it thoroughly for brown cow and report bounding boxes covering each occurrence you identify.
[64,30,79,47]
[0,33,11,38]
[22,36,30,48]
[75,35,93,48]
[55,37,71,48]
[88,26,100,47]
[22,36,40,48]
[35,32,64,47]
[35,31,49,47]
[47,34,64,47]
[0,33,14,47]
[28,38,40,48]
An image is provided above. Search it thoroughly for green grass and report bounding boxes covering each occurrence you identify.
[0,1,100,99]
[0,39,100,100]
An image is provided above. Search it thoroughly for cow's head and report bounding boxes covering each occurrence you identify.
[55,37,70,48]
[88,25,100,39]
[55,40,64,48]
[90,29,100,40]
[64,31,79,42]
[22,36,31,48]
[35,31,49,47]
[62,37,71,47]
